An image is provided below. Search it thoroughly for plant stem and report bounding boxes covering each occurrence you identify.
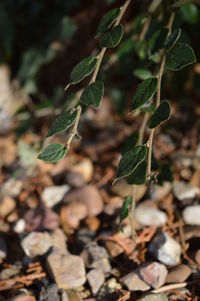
[130,184,137,241]
[65,105,82,149]
[138,112,149,144]
[65,0,131,150]
[90,0,131,84]
[146,12,174,181]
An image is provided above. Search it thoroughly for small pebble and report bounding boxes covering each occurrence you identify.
[139,262,168,289]
[87,268,105,294]
[42,185,69,208]
[65,185,104,217]
[150,182,171,201]
[13,219,26,233]
[182,205,200,225]
[149,232,181,266]
[112,179,146,201]
[82,242,111,275]
[0,196,16,217]
[135,202,167,227]
[1,179,23,197]
[71,158,94,182]
[47,248,86,289]
[173,181,199,201]
[166,264,192,283]
[21,232,52,258]
[120,271,150,291]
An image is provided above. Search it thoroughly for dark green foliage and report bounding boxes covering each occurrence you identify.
[69,56,97,85]
[80,81,104,108]
[149,27,169,54]
[149,101,171,128]
[38,143,67,163]
[46,108,79,137]
[120,196,132,222]
[114,145,147,182]
[127,159,147,185]
[164,29,181,50]
[96,8,120,36]
[100,25,124,48]
[166,43,196,71]
[131,78,158,111]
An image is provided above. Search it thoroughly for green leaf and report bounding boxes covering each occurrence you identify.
[114,145,147,183]
[133,68,152,80]
[149,101,171,129]
[69,56,97,85]
[127,159,147,185]
[149,27,169,54]
[120,196,132,223]
[96,8,120,36]
[131,77,158,111]
[166,43,196,71]
[38,143,67,163]
[100,24,124,48]
[164,28,181,50]
[181,3,199,24]
[122,132,139,154]
[46,108,78,138]
[80,81,104,108]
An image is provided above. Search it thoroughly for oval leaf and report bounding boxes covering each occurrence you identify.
[127,159,147,185]
[46,108,78,138]
[120,196,132,223]
[149,101,171,129]
[164,28,181,50]
[100,24,124,48]
[149,27,169,54]
[114,145,147,183]
[166,43,196,71]
[134,68,152,80]
[96,8,120,36]
[80,80,104,108]
[131,77,158,112]
[69,56,97,85]
[38,143,67,163]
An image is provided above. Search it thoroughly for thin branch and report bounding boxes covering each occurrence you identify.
[90,0,131,84]
[130,184,137,241]
[138,112,149,144]
[152,280,200,294]
[65,105,82,149]
[146,12,174,180]
[64,0,131,151]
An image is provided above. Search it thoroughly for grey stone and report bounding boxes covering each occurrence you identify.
[120,271,150,291]
[183,205,200,225]
[149,232,181,266]
[150,182,171,201]
[135,202,167,227]
[166,264,192,283]
[65,185,104,217]
[140,262,168,288]
[21,232,52,258]
[82,242,111,274]
[47,248,86,289]
[2,179,23,197]
[87,268,105,294]
[173,181,199,201]
[42,185,69,208]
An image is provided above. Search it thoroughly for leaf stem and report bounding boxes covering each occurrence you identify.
[65,105,82,150]
[130,184,137,241]
[90,0,131,84]
[146,12,174,181]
